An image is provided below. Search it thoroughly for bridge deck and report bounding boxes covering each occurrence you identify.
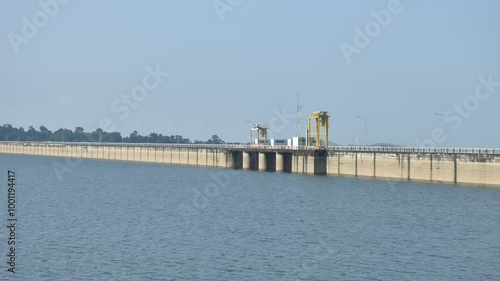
[0,141,498,155]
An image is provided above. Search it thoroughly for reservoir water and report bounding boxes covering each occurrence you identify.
[1,154,500,280]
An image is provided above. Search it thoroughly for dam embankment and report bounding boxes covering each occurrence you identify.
[1,142,499,187]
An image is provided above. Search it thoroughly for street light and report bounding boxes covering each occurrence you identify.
[355,116,367,146]
[204,121,215,144]
[434,112,447,147]
[142,124,150,143]
[172,123,180,144]
[93,125,102,143]
[204,121,227,146]
[115,124,124,143]
[204,121,214,131]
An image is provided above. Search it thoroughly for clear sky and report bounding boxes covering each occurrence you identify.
[1,0,499,147]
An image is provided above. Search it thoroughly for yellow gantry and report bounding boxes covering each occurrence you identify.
[307,111,330,149]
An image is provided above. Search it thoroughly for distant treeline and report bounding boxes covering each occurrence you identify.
[0,124,225,144]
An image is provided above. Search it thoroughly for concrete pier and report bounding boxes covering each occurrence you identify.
[258,153,267,171]
[242,152,250,169]
[1,142,499,187]
[276,153,284,172]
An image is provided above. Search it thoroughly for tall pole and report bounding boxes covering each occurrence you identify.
[142,124,150,143]
[434,112,447,147]
[96,128,102,143]
[296,93,302,138]
[172,123,180,144]
[115,124,124,143]
[204,121,214,131]
[93,125,102,143]
[356,116,367,146]
[204,121,215,143]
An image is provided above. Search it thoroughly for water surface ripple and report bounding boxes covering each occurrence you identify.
[1,154,499,280]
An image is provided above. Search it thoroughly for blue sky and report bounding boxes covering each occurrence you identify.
[1,0,499,147]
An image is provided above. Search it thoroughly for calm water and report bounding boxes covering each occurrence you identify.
[1,154,500,280]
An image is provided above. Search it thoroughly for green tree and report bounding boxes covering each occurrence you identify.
[75,127,84,142]
[39,126,50,141]
[28,126,36,141]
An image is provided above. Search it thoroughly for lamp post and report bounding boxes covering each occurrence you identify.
[142,124,150,143]
[434,112,447,147]
[204,121,215,144]
[115,124,124,143]
[356,115,367,146]
[93,125,102,143]
[204,121,227,146]
[172,123,180,145]
[204,121,214,131]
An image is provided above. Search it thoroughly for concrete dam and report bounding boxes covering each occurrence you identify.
[1,142,499,187]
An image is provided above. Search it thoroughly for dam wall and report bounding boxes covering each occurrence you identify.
[1,142,499,187]
[327,151,500,187]
[0,142,231,169]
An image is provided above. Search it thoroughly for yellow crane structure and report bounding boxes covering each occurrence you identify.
[307,111,330,149]
[249,123,268,145]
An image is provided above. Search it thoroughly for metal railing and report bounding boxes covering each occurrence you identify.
[0,141,498,155]
[327,146,499,155]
